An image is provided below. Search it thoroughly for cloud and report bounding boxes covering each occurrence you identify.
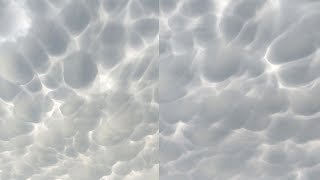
[0,0,158,179]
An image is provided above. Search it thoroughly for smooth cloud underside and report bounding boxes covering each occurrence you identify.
[0,0,319,180]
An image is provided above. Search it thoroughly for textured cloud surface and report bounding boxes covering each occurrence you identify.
[1,0,320,180]
[159,0,320,179]
[0,0,158,179]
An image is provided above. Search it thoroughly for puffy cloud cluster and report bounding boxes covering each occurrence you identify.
[1,0,320,179]
[160,0,320,179]
[0,0,158,179]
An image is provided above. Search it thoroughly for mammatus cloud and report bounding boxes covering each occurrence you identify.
[0,0,319,179]
[160,0,320,179]
[0,0,158,179]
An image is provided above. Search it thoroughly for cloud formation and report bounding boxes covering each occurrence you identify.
[0,0,158,179]
[160,0,320,179]
[0,0,319,179]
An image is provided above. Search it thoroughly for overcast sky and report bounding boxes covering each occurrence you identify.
[0,0,319,179]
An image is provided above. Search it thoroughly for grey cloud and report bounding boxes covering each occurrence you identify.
[0,0,319,179]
